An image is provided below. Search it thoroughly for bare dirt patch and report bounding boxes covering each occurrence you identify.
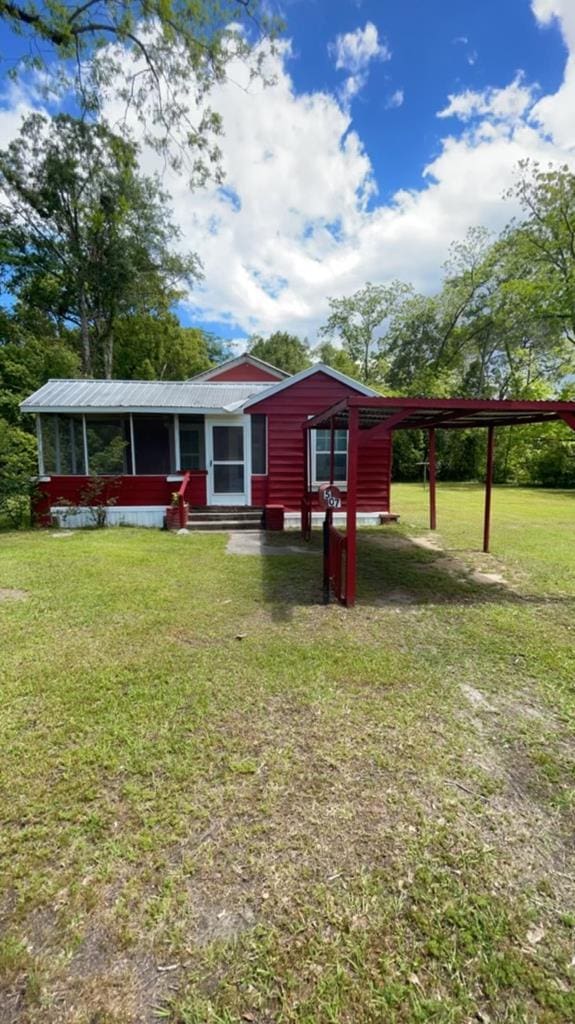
[458,680,575,903]
[0,588,27,602]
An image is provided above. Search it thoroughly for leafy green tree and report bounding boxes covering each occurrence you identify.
[316,341,363,382]
[113,313,216,379]
[248,331,311,375]
[319,281,411,384]
[0,1,279,180]
[0,308,79,423]
[0,113,200,378]
[502,161,575,349]
[0,417,37,527]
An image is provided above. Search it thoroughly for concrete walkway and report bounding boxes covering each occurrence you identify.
[226,531,319,556]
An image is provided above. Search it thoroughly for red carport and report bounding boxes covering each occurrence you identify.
[303,396,575,607]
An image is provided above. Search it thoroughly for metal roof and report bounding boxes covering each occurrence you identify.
[20,379,273,414]
[306,395,575,432]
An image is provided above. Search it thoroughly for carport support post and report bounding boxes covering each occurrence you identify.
[345,406,359,607]
[323,418,335,604]
[483,425,495,554]
[428,428,437,530]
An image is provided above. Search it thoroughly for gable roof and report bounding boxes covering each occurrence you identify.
[189,353,289,382]
[20,365,378,415]
[20,378,272,414]
[242,363,380,409]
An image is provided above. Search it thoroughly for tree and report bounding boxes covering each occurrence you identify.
[0,113,200,378]
[0,1,279,182]
[0,307,80,423]
[502,161,575,348]
[248,331,311,375]
[113,313,221,380]
[319,281,411,384]
[316,341,362,381]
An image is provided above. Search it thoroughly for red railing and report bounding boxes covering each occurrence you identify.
[327,525,347,604]
[301,492,312,541]
[177,471,192,529]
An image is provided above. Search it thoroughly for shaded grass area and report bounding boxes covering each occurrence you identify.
[0,484,574,1022]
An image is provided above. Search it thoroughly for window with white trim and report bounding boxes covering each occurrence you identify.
[179,422,205,470]
[312,428,348,485]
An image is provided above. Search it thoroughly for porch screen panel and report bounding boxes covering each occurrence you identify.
[132,417,171,474]
[86,419,127,474]
[57,416,85,474]
[40,416,86,474]
[40,416,57,474]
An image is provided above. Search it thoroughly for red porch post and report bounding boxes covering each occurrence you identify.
[483,425,495,554]
[345,405,359,607]
[428,427,437,531]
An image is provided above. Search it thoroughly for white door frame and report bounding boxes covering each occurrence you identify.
[205,415,251,506]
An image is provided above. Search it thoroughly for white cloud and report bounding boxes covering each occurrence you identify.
[385,88,404,109]
[438,73,536,122]
[530,0,575,148]
[330,21,391,73]
[329,21,390,103]
[1,6,575,345]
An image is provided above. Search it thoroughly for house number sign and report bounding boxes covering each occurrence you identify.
[318,483,342,510]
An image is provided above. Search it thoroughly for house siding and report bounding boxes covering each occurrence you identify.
[34,472,207,524]
[249,372,391,512]
[207,364,281,382]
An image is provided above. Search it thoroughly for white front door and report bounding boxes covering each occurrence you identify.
[207,417,250,506]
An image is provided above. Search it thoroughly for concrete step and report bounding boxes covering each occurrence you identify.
[189,506,262,514]
[185,520,262,531]
[188,510,262,523]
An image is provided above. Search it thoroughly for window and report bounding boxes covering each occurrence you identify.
[179,423,204,471]
[313,428,348,485]
[251,415,267,475]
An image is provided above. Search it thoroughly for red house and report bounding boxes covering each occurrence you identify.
[21,354,393,529]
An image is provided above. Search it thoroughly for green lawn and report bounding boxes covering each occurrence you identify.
[0,483,574,1024]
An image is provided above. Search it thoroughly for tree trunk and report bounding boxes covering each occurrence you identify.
[79,288,92,376]
[103,333,114,380]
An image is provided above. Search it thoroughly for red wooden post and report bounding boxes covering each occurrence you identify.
[428,427,437,531]
[345,405,359,607]
[483,425,495,554]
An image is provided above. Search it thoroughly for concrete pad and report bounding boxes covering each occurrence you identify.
[411,534,443,552]
[226,531,318,556]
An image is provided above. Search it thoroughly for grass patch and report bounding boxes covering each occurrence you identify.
[0,483,574,1022]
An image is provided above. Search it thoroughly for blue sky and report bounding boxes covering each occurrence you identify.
[282,0,565,199]
[0,1,573,346]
